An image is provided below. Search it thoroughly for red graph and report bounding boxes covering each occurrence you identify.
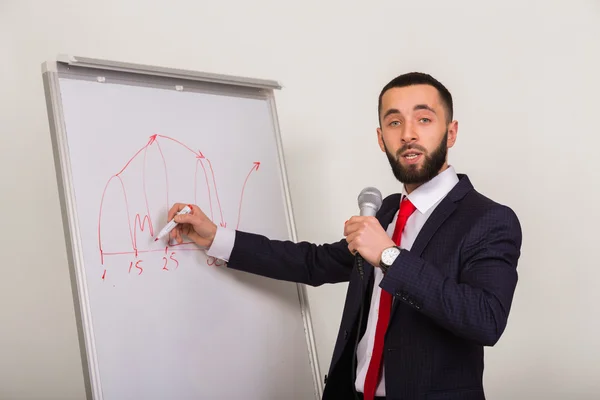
[97,134,260,281]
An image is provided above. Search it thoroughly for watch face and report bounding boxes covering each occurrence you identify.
[381,247,401,266]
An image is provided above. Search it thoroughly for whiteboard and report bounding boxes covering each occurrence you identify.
[42,55,321,400]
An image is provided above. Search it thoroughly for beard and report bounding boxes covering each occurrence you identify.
[384,130,448,185]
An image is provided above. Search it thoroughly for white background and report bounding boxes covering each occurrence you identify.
[1,1,599,399]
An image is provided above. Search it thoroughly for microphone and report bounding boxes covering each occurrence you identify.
[358,187,383,217]
[355,187,383,278]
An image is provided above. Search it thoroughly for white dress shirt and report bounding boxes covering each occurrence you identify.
[353,166,459,396]
[207,166,460,396]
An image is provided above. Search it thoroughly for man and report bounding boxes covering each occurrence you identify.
[167,72,522,400]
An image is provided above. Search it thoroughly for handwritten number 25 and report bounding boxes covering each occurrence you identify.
[162,252,179,271]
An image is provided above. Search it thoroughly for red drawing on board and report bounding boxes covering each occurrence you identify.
[97,134,260,280]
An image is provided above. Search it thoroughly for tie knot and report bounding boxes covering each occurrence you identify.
[390,197,416,246]
[399,198,416,219]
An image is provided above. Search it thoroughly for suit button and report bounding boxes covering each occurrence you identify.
[343,330,349,339]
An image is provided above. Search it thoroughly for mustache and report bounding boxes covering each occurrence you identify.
[396,144,427,157]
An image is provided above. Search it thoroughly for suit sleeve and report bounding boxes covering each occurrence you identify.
[379,205,522,346]
[224,230,356,287]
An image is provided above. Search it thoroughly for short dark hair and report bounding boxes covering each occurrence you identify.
[378,72,453,124]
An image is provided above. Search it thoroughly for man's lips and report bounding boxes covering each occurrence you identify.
[400,151,423,164]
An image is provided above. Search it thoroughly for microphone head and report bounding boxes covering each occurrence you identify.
[357,187,383,217]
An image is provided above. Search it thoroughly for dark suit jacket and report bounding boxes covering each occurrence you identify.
[226,174,522,400]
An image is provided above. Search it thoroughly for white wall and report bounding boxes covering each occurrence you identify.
[1,1,599,399]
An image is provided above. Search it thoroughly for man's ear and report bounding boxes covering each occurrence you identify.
[377,127,385,152]
[447,120,458,148]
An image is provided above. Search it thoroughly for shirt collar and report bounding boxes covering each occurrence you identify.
[401,165,459,214]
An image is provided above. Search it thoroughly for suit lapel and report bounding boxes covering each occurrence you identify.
[408,200,458,256]
[389,174,474,316]
[408,174,473,256]
[388,201,460,317]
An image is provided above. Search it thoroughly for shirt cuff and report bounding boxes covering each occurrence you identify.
[206,226,236,262]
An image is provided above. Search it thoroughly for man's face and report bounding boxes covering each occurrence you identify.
[377,84,457,189]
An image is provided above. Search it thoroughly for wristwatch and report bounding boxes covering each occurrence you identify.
[379,246,402,273]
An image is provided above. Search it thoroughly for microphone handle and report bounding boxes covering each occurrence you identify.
[355,208,374,280]
[356,208,375,279]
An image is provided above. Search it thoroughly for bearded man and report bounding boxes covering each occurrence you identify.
[167,72,523,400]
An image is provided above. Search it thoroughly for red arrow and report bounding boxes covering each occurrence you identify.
[115,137,155,176]
[194,158,214,221]
[206,159,225,227]
[116,134,203,176]
[156,134,203,158]
[236,162,261,229]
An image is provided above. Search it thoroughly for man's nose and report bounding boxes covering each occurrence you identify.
[400,120,418,143]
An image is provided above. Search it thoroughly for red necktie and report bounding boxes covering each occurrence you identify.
[363,197,416,400]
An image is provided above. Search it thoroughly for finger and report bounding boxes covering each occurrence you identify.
[167,203,181,220]
[175,226,183,244]
[344,219,365,236]
[344,219,357,236]
[345,231,360,244]
[364,216,379,229]
[346,234,363,254]
[348,216,366,223]
[167,203,187,221]
[170,222,178,238]
[174,213,195,224]
[347,241,357,255]
[189,204,203,216]
[190,204,210,222]
[171,224,180,243]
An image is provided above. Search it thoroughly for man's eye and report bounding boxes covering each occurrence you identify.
[419,118,431,123]
[390,121,401,127]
